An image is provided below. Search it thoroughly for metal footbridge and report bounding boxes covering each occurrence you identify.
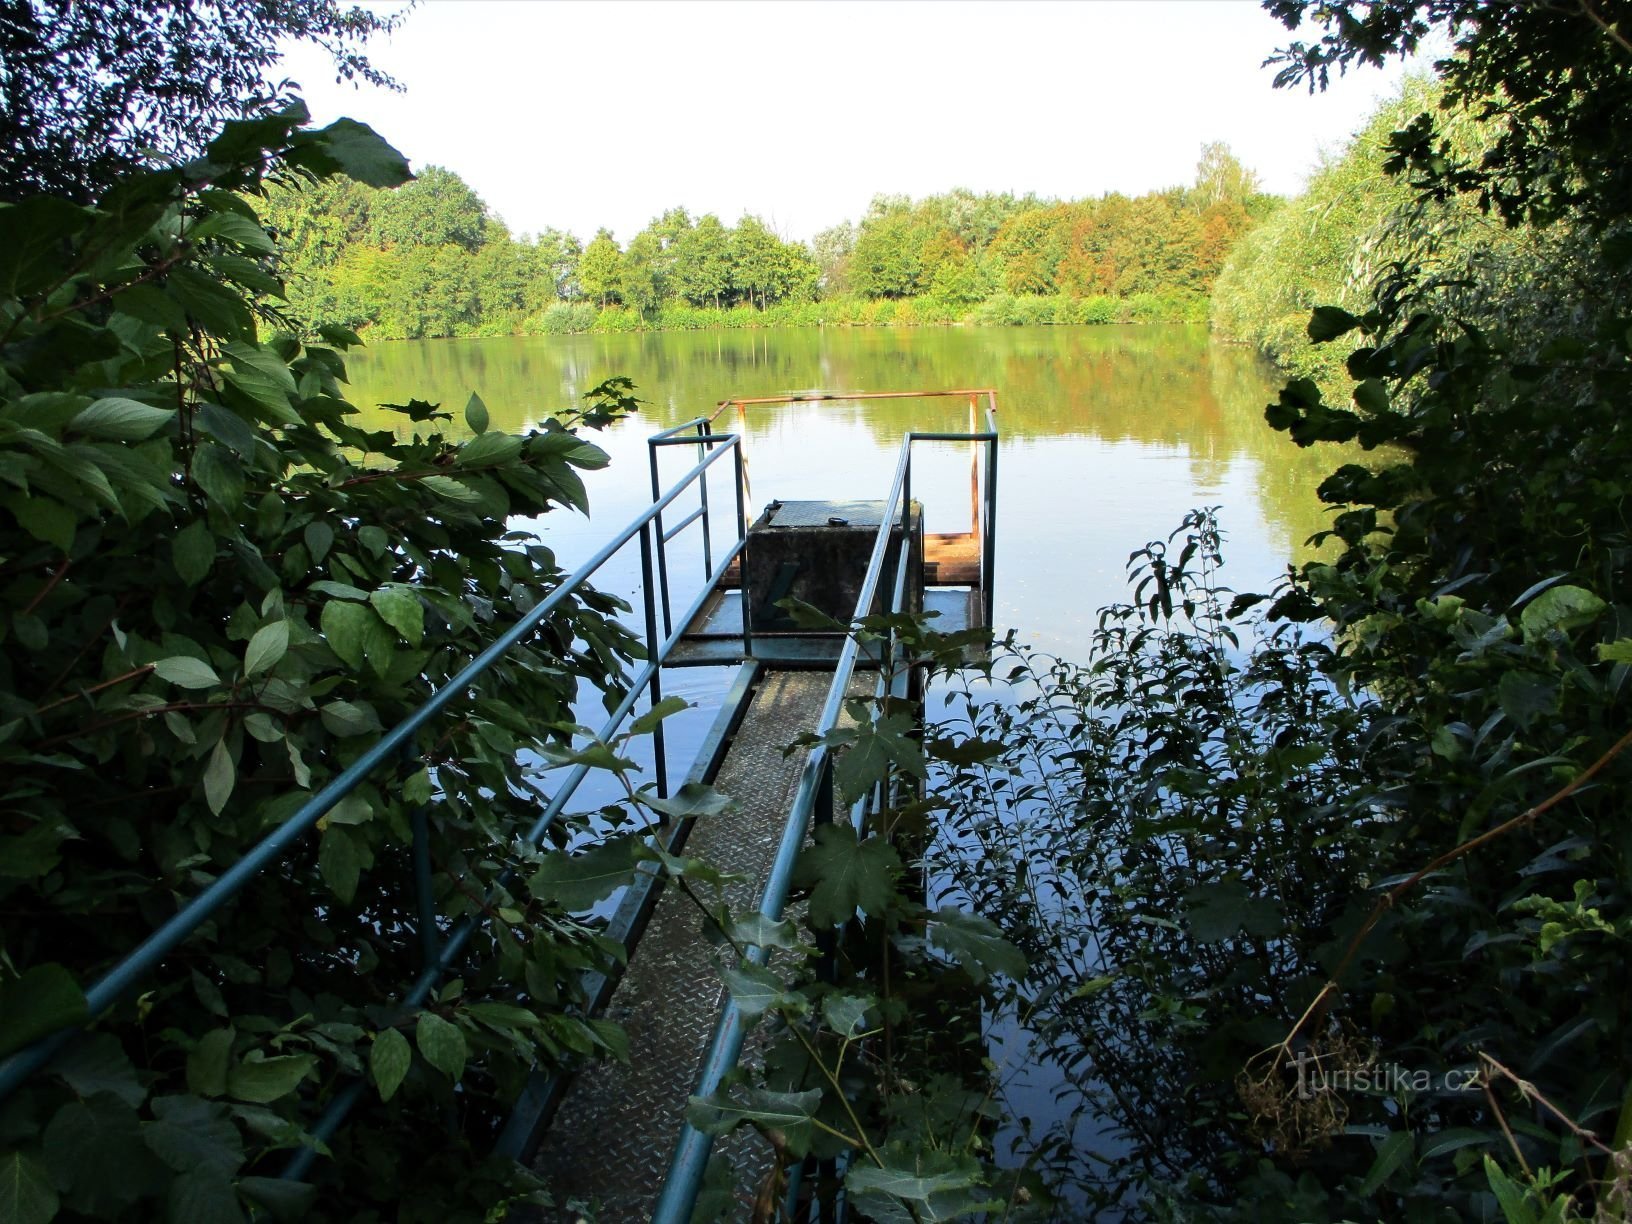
[0,388,999,1222]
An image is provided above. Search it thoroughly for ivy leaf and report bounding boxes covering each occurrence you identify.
[529,837,641,911]
[203,740,234,816]
[225,1052,314,1104]
[686,1086,821,1155]
[0,962,87,1058]
[152,656,220,689]
[370,1027,412,1102]
[242,620,288,677]
[927,910,1028,984]
[415,1012,466,1082]
[464,393,489,435]
[0,1152,58,1224]
[68,397,174,441]
[792,824,901,929]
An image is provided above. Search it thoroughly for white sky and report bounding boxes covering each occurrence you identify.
[276,0,1417,245]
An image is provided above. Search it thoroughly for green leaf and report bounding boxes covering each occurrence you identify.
[42,1095,151,1215]
[186,1028,235,1098]
[370,1027,412,1102]
[242,620,288,677]
[319,825,361,904]
[721,961,806,1019]
[792,823,901,929]
[172,519,214,586]
[1184,879,1250,944]
[321,600,377,669]
[166,1165,247,1224]
[0,963,88,1058]
[152,656,220,690]
[303,520,334,563]
[1519,584,1605,641]
[1307,305,1362,343]
[464,393,489,435]
[717,912,802,953]
[68,397,174,441]
[415,1012,467,1082]
[1598,638,1632,664]
[236,1178,316,1224]
[222,342,299,425]
[225,1052,314,1104]
[529,837,641,911]
[202,740,234,816]
[288,117,413,188]
[191,444,245,509]
[319,700,383,738]
[369,585,423,647]
[821,992,875,1039]
[834,711,926,803]
[456,431,521,467]
[0,1152,58,1224]
[686,1086,821,1154]
[641,781,733,821]
[143,1096,244,1175]
[928,910,1028,984]
[1419,1127,1491,1161]
[53,1034,144,1107]
[1360,1130,1414,1196]
[629,695,689,736]
[7,495,76,553]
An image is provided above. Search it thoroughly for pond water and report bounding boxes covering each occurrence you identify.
[341,323,1329,1208]
[343,323,1331,659]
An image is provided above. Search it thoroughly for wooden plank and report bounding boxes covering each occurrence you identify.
[924,531,980,586]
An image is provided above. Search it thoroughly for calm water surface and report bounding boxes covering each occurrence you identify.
[344,324,1332,658]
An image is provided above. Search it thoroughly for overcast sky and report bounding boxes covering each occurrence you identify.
[276,0,1418,245]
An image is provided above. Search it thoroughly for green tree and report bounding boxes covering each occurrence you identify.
[619,229,664,319]
[0,0,401,201]
[577,228,623,308]
[533,227,583,301]
[672,213,733,308]
[368,164,489,251]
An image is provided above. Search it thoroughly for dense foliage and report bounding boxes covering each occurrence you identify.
[264,145,1272,340]
[0,108,696,1222]
[924,1,1632,1218]
[0,0,400,203]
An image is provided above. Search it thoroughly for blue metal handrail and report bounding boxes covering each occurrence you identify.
[650,402,999,1222]
[0,429,748,1146]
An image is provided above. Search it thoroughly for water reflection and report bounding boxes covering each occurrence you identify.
[342,325,1333,658]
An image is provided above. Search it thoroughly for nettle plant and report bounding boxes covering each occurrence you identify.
[0,108,685,1221]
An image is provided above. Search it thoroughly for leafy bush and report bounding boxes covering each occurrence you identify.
[0,108,660,1221]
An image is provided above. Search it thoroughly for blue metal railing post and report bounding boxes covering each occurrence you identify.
[696,420,714,581]
[638,518,669,800]
[735,442,752,661]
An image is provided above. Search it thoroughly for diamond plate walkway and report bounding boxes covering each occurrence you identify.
[533,669,843,1221]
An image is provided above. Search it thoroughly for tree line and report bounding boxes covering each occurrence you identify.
[264,144,1274,340]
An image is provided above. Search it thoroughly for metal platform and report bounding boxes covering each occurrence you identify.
[533,670,856,1221]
